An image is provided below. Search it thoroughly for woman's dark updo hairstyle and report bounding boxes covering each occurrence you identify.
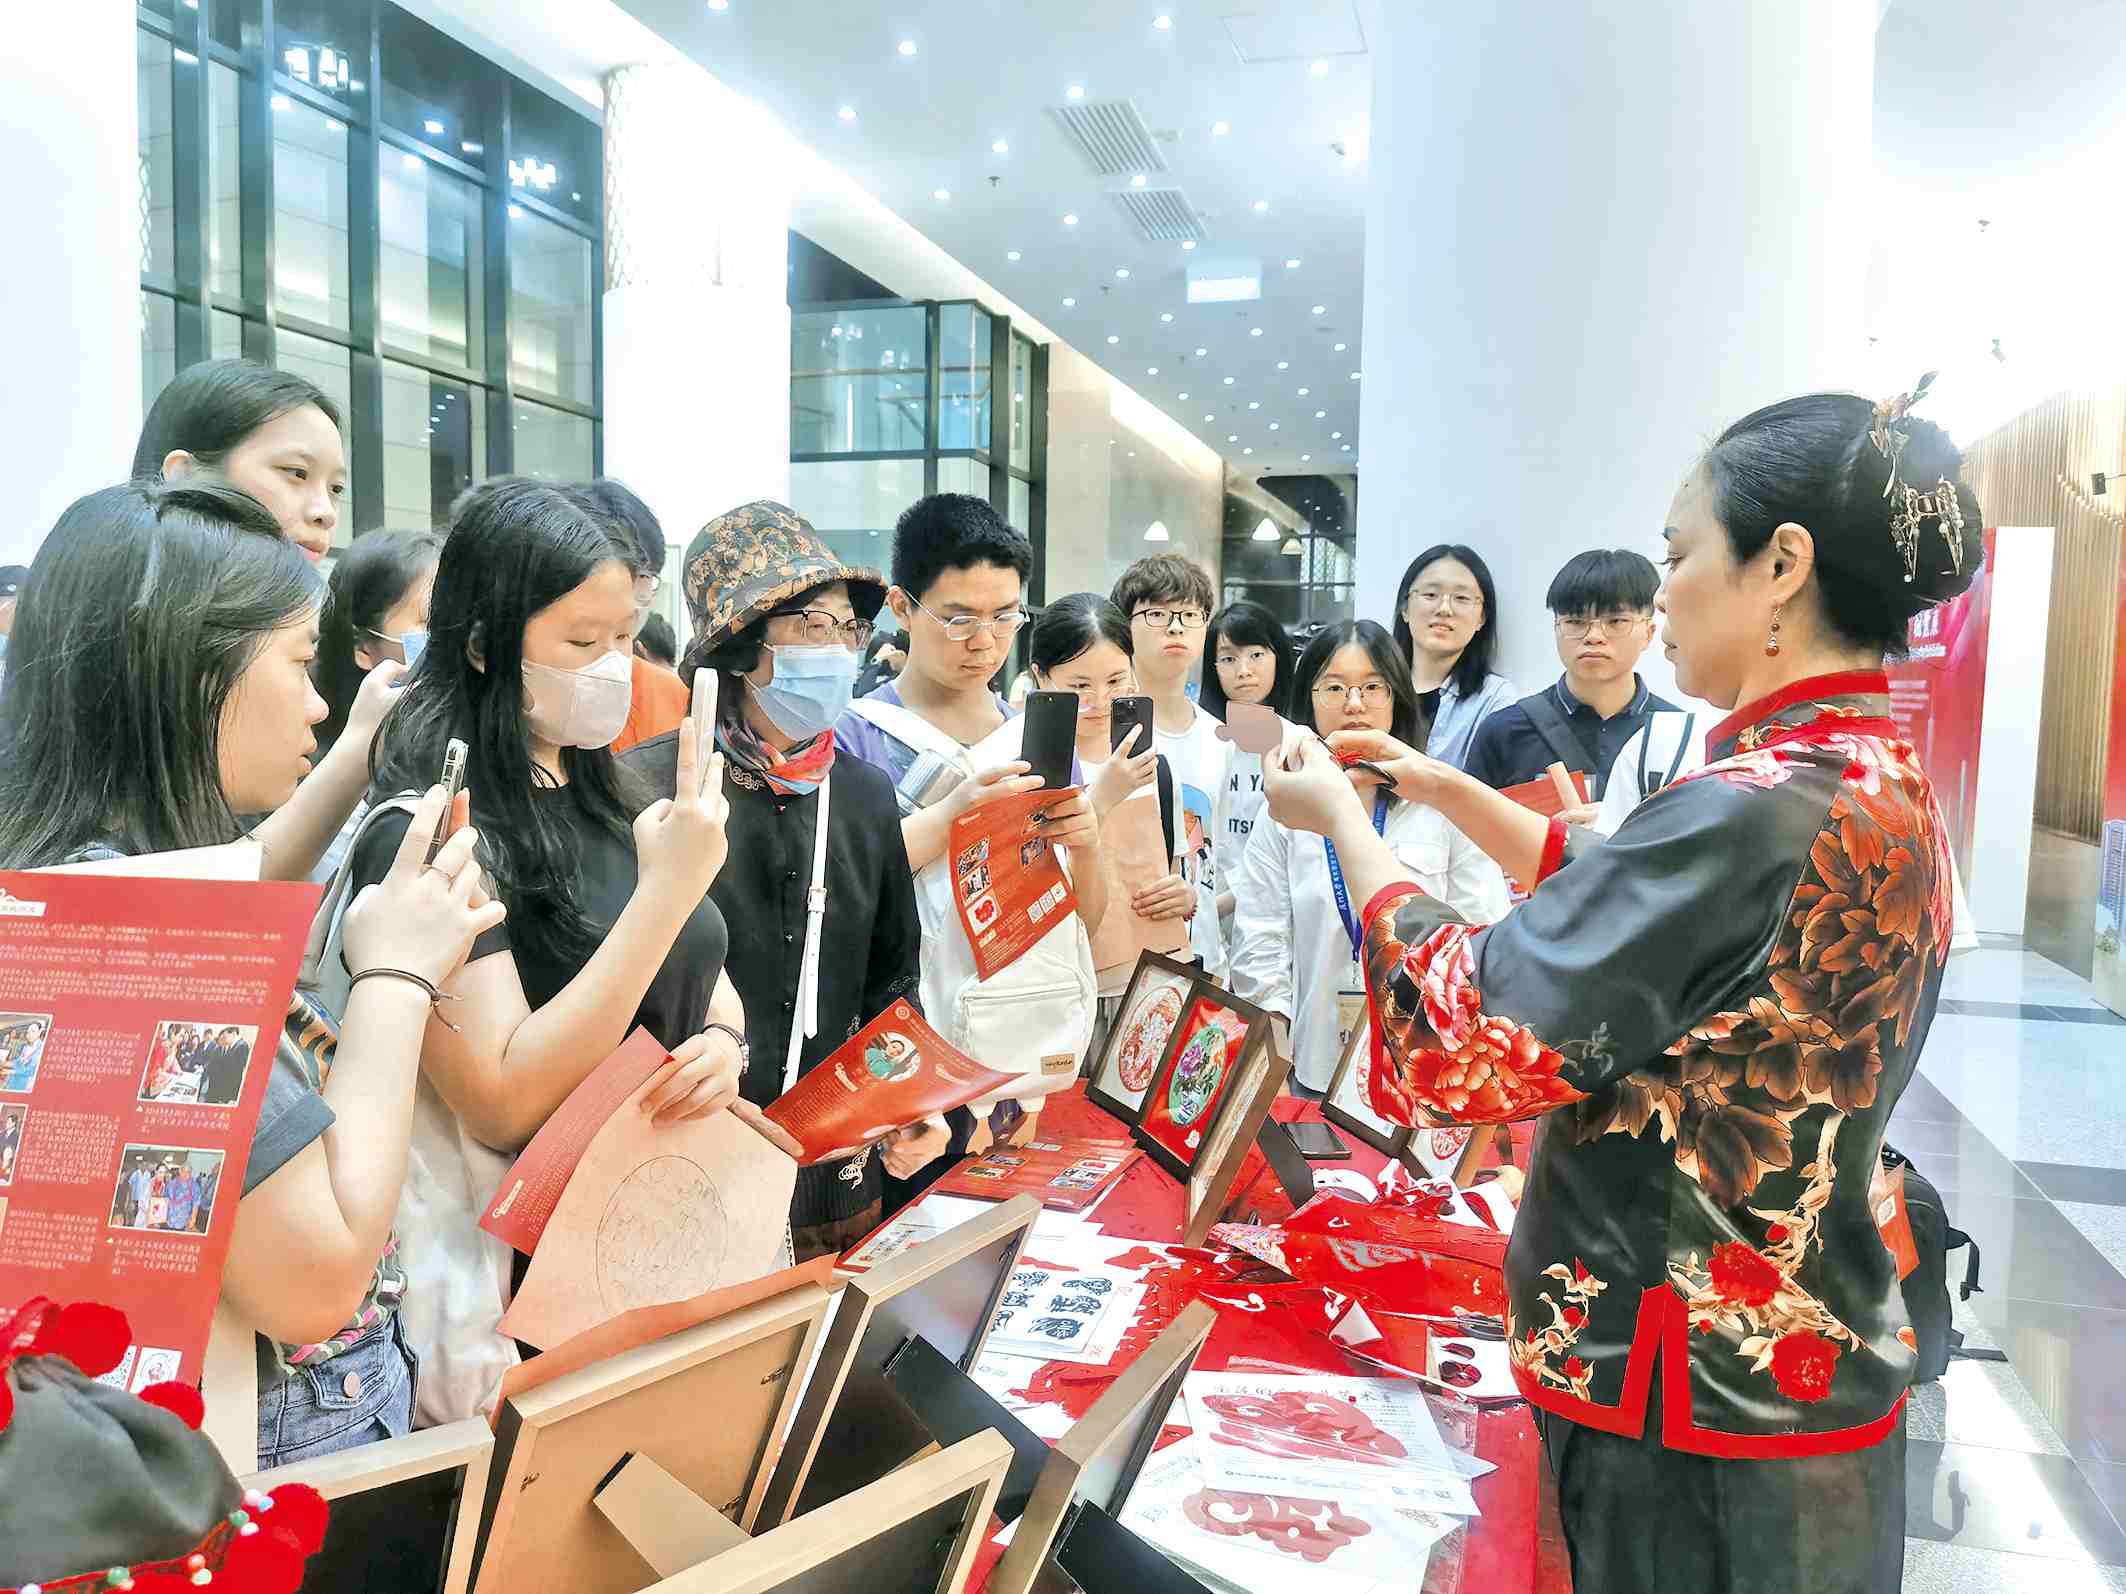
[1391,544,1502,697]
[1202,600,1294,720]
[1030,592,1133,674]
[313,528,439,757]
[130,358,342,478]
[1290,619,1430,752]
[1699,393,1980,655]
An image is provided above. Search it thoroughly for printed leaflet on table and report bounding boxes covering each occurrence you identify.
[982,1260,1142,1366]
[931,1135,1141,1212]
[946,787,1080,981]
[0,869,319,1389]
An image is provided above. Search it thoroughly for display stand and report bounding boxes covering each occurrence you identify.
[645,1431,1012,1594]
[1321,1013,1414,1161]
[473,1283,833,1594]
[243,1418,494,1594]
[987,1300,1216,1594]
[758,1195,1038,1526]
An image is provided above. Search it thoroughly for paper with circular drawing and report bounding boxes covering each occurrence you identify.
[497,1073,797,1351]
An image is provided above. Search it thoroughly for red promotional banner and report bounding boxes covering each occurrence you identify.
[0,871,319,1388]
[947,787,1079,982]
[1886,527,1997,878]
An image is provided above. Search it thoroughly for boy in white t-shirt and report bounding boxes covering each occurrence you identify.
[1112,552,1227,975]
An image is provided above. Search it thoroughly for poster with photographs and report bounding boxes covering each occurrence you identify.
[1087,952,1195,1123]
[1323,1015,1414,1160]
[1132,982,1273,1182]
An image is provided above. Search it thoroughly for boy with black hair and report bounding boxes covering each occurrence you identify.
[1110,552,1225,973]
[574,477,690,754]
[1463,548,1676,805]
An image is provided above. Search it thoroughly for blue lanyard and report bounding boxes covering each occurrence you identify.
[1324,794,1390,959]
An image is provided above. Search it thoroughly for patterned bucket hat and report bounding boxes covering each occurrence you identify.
[682,501,886,654]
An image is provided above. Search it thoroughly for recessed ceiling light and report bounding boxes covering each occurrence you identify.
[1154,14,1172,29]
[992,138,1009,155]
[898,39,917,56]
[1211,119,1231,136]
[933,188,950,200]
[1248,401,1260,409]
[1131,173,1148,188]
[1194,347,1207,356]
[1252,198,1269,212]
[1350,370,1361,379]
[1228,434,1239,442]
[1268,422,1279,430]
[1333,341,1347,352]
[1222,376,1235,385]
[1107,334,1120,344]
[423,118,444,134]
[1332,430,1343,439]
[1178,392,1189,400]
[1285,258,1301,269]
[1147,366,1159,375]
[1341,443,1351,451]
[1311,304,1326,314]
[1067,84,1085,100]
[1006,249,1021,261]
[1160,312,1173,322]
[1115,268,1130,279]
[1297,387,1310,396]
[1249,327,1263,337]
[1063,296,1076,306]
[1310,58,1329,76]
[1276,360,1289,370]
[1063,213,1078,226]
[572,190,581,201]
[1301,453,1311,462]
[1181,239,1196,250]
[838,105,857,121]
[1314,409,1326,418]
[1243,447,1254,455]
[1205,413,1215,421]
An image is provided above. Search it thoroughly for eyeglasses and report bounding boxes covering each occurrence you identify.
[913,597,1029,643]
[1554,612,1651,639]
[633,573,662,604]
[775,607,874,647]
[1410,587,1482,616]
[1134,606,1208,631]
[1311,680,1392,706]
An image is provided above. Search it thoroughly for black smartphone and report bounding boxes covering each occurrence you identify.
[1283,1119,1354,1161]
[1108,694,1154,758]
[1021,690,1079,790]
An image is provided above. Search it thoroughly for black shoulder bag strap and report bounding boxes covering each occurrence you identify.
[1520,691,1606,792]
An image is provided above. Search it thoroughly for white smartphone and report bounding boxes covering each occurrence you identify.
[426,737,468,863]
[690,668,719,791]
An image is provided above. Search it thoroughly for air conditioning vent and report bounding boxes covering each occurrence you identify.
[1114,188,1205,243]
[1051,98,1169,178]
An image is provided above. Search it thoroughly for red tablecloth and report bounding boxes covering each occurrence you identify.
[960,1085,1569,1594]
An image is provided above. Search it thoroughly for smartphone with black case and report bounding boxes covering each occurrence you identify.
[1021,689,1079,790]
[1283,1119,1354,1160]
[1108,694,1154,759]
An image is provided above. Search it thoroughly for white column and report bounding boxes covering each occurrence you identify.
[1355,1,1877,695]
[2,10,143,560]
[601,61,792,620]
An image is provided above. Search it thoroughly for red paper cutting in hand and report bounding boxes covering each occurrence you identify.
[1185,1488,1373,1564]
[1201,1389,1409,1467]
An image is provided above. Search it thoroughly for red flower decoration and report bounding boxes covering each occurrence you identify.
[1562,1305,1586,1328]
[1707,1242,1782,1308]
[1768,1331,1839,1402]
[30,1300,130,1378]
[138,1378,206,1429]
[1765,1224,1790,1244]
[1562,1356,1588,1382]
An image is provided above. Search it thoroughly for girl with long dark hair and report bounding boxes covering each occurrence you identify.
[1391,543,1516,768]
[1202,600,1294,936]
[1265,383,1980,1591]
[0,479,501,1465]
[1229,619,1507,1092]
[345,476,738,1422]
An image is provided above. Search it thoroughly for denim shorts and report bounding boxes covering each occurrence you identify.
[257,1314,418,1469]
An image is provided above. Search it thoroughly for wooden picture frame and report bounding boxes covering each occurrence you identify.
[243,1419,493,1594]
[646,1431,1012,1594]
[987,1300,1217,1594]
[1086,951,1196,1124]
[1183,1031,1292,1247]
[473,1283,833,1594]
[1320,1008,1414,1160]
[756,1195,1037,1528]
[1130,976,1277,1182]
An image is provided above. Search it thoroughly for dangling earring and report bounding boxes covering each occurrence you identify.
[1764,602,1783,657]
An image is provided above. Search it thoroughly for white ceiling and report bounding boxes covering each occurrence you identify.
[614,0,1378,479]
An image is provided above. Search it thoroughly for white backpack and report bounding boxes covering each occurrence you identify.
[301,795,518,1425]
[845,700,1095,1106]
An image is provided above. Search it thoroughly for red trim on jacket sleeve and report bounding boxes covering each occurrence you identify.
[1359,880,1423,941]
[1535,816,1568,885]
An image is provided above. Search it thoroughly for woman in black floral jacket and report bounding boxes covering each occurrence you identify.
[1264,384,1978,1593]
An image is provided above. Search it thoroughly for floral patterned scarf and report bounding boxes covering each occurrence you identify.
[716,719,836,796]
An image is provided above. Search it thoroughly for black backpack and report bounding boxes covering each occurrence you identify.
[1882,1143,1998,1384]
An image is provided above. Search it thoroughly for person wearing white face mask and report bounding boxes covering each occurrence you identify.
[625,501,937,1261]
[344,478,741,1423]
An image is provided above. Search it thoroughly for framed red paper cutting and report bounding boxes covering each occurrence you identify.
[1131,982,1273,1182]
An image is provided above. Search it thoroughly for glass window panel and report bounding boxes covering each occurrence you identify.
[212,310,244,359]
[209,62,242,301]
[1008,334,1032,472]
[380,150,484,368]
[274,105,352,329]
[935,455,986,500]
[380,6,493,162]
[511,399,593,483]
[1009,476,1030,536]
[141,292,177,416]
[789,459,927,569]
[509,208,593,404]
[210,0,256,55]
[383,362,484,529]
[937,303,992,452]
[274,328,354,542]
[508,81,600,226]
[789,306,928,454]
[273,0,367,113]
[139,0,181,21]
[138,32,175,280]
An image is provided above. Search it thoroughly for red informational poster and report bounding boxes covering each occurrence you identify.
[2094,528,2126,1017]
[480,1027,671,1254]
[947,787,1080,982]
[1136,997,1254,1170]
[930,1135,1142,1212]
[0,871,319,1389]
[1887,527,1996,878]
[763,1000,1018,1165]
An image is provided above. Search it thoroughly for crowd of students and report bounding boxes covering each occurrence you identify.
[0,350,1771,1473]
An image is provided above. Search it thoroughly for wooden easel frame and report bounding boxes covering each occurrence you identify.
[473,1283,832,1594]
[1320,1010,1415,1160]
[986,1301,1217,1594]
[755,1195,1036,1528]
[243,1419,494,1594]
[645,1431,1011,1594]
[1182,1034,1293,1247]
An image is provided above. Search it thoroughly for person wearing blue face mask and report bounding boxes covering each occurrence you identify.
[311,528,439,878]
[623,501,937,1262]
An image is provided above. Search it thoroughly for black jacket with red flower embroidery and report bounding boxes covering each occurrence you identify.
[1357,672,1948,1458]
